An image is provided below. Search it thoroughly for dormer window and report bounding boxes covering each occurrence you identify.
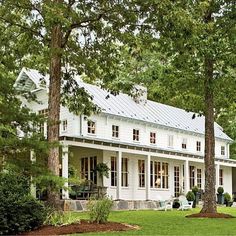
[221,146,226,156]
[150,132,156,144]
[182,138,187,149]
[196,141,201,152]
[112,125,119,138]
[133,129,139,141]
[87,120,96,134]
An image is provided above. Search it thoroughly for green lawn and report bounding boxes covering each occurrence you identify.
[71,207,236,235]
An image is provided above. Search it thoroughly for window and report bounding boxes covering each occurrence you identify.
[138,160,145,187]
[38,109,48,134]
[196,141,201,152]
[150,132,156,144]
[189,166,195,189]
[168,135,173,147]
[62,120,68,132]
[112,125,119,138]
[174,166,180,197]
[150,161,169,189]
[110,157,117,187]
[221,146,226,156]
[133,129,139,141]
[219,169,223,186]
[81,156,97,184]
[122,158,128,187]
[182,138,187,149]
[87,120,96,134]
[197,169,202,189]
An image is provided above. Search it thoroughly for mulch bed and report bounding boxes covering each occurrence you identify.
[186,213,234,218]
[22,220,139,235]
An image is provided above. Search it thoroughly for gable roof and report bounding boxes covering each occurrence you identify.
[15,68,232,142]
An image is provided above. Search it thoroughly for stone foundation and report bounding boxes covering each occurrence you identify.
[61,200,160,211]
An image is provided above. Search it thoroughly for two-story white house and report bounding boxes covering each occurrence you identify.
[15,68,236,210]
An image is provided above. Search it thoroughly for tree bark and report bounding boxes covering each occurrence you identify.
[47,8,63,207]
[200,56,217,213]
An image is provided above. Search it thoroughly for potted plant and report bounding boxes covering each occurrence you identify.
[95,163,110,198]
[217,187,224,204]
[186,191,195,207]
[224,192,232,207]
[191,186,199,207]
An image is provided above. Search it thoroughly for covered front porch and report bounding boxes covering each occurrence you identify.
[59,136,236,203]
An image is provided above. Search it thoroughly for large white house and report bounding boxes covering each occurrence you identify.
[15,68,236,209]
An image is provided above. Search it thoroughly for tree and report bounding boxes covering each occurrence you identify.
[138,0,236,214]
[0,0,144,205]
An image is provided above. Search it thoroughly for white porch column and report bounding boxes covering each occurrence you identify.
[216,163,220,190]
[116,151,122,200]
[146,154,151,200]
[62,145,69,199]
[184,159,189,193]
[30,150,36,198]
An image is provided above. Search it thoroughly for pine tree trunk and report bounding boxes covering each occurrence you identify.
[47,19,63,207]
[200,57,217,213]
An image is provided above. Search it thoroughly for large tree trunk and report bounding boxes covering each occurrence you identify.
[200,56,217,213]
[47,19,63,207]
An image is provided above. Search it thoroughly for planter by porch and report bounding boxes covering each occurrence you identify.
[217,194,224,204]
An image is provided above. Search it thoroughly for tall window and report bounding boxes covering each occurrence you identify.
[122,158,128,187]
[87,120,96,134]
[133,129,139,141]
[150,161,169,189]
[189,166,195,189]
[112,125,119,138]
[168,135,174,147]
[62,120,68,132]
[81,156,97,184]
[111,157,117,187]
[138,160,145,187]
[150,132,156,144]
[174,166,180,197]
[221,146,226,156]
[38,109,48,135]
[196,141,201,152]
[90,156,97,184]
[219,169,223,185]
[182,138,187,149]
[197,169,202,189]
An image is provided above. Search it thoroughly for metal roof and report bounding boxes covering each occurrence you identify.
[16,68,232,142]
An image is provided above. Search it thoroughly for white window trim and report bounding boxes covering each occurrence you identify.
[112,125,120,139]
[61,119,68,133]
[133,128,140,143]
[87,120,96,136]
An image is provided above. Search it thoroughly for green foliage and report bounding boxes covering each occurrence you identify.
[224,193,231,203]
[186,191,195,201]
[0,171,46,235]
[217,187,224,195]
[44,209,79,226]
[192,186,199,194]
[95,163,110,179]
[87,197,113,224]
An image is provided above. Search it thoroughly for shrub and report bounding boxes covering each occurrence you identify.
[186,191,195,201]
[224,192,231,203]
[217,187,224,195]
[0,172,46,235]
[192,186,199,194]
[44,209,79,226]
[87,197,113,223]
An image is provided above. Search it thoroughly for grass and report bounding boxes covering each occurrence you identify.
[70,207,236,235]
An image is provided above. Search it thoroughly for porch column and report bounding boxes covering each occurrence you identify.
[30,150,36,198]
[146,154,151,200]
[116,151,122,200]
[62,145,69,199]
[184,159,189,193]
[216,163,220,190]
